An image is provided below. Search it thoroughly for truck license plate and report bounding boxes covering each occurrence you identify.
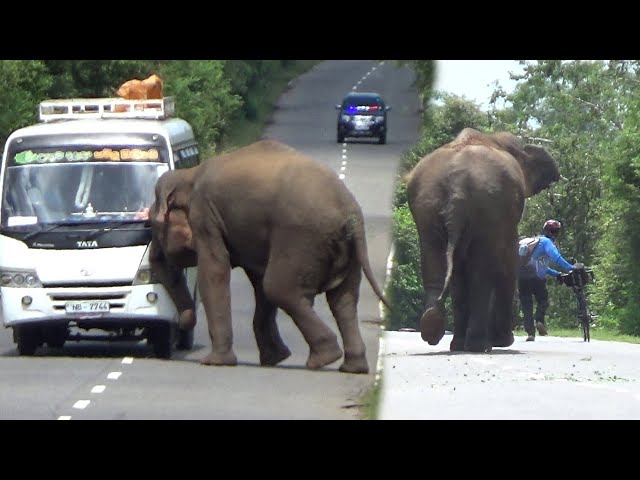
[65,301,110,314]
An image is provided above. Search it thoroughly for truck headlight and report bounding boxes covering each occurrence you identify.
[0,270,42,288]
[133,267,158,286]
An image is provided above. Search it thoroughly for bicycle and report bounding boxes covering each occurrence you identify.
[558,266,596,342]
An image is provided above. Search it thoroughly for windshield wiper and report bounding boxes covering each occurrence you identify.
[84,219,147,241]
[23,221,88,242]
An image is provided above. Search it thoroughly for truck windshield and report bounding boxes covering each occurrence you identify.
[1,141,169,231]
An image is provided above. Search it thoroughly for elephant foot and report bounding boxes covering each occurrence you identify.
[306,340,343,370]
[201,349,238,366]
[339,353,369,374]
[178,309,196,331]
[420,307,445,345]
[491,332,515,348]
[464,338,492,353]
[449,335,465,351]
[259,345,292,366]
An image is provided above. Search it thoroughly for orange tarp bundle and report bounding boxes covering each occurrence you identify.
[117,74,163,100]
[114,74,164,112]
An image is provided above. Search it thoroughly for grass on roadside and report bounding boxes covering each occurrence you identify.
[220,60,321,152]
[514,326,640,343]
[358,377,382,420]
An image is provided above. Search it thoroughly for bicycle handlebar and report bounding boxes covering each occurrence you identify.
[558,267,595,287]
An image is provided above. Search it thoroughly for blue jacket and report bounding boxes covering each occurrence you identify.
[529,236,573,279]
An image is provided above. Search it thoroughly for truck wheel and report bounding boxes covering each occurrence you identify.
[44,325,68,349]
[15,325,42,356]
[149,323,172,359]
[176,328,194,350]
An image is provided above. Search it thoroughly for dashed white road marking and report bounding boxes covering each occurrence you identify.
[502,366,514,370]
[341,160,347,165]
[58,416,72,420]
[352,86,357,90]
[73,400,90,409]
[91,385,106,394]
[342,154,347,159]
[122,357,133,364]
[107,372,122,380]
[338,173,346,180]
[616,388,629,393]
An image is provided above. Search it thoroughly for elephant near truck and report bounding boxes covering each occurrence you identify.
[406,128,561,353]
[149,139,390,374]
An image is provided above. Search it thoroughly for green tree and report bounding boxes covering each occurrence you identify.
[159,61,242,155]
[0,60,53,146]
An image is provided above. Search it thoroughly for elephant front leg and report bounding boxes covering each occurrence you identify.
[150,255,196,331]
[464,259,493,353]
[245,269,291,366]
[197,240,237,367]
[489,273,516,348]
[326,263,369,374]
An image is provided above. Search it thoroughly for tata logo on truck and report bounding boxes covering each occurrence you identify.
[77,240,98,248]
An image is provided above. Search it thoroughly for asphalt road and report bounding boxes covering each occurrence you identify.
[0,60,423,419]
[379,331,640,419]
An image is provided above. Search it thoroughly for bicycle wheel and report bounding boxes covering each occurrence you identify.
[576,290,590,342]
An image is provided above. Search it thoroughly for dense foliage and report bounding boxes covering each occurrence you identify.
[0,60,319,155]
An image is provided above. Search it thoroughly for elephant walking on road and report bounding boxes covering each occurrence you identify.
[406,128,560,352]
[149,139,388,374]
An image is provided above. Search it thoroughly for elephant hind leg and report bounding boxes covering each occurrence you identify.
[417,230,448,345]
[420,306,446,345]
[245,269,291,366]
[449,267,469,352]
[263,268,342,371]
[325,262,368,374]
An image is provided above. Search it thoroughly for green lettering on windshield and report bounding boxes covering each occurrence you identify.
[14,151,39,164]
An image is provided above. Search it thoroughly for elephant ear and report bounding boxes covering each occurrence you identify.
[522,144,561,197]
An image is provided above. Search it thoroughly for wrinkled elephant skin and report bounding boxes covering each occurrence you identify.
[406,128,560,352]
[149,140,389,374]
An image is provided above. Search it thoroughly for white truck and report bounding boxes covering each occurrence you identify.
[0,96,199,358]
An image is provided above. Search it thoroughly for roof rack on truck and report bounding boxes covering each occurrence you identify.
[38,96,176,122]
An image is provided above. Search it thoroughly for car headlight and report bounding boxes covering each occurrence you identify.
[374,116,385,123]
[133,267,159,286]
[0,270,42,288]
[341,115,351,122]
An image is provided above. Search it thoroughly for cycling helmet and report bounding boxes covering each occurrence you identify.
[543,219,562,234]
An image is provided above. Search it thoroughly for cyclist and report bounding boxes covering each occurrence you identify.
[518,219,577,341]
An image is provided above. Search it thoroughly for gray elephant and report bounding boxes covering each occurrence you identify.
[405,128,560,352]
[149,139,388,374]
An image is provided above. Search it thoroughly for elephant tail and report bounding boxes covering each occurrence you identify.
[420,237,456,345]
[437,240,456,308]
[353,218,392,311]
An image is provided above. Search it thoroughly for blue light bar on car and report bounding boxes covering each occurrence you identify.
[346,105,380,113]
